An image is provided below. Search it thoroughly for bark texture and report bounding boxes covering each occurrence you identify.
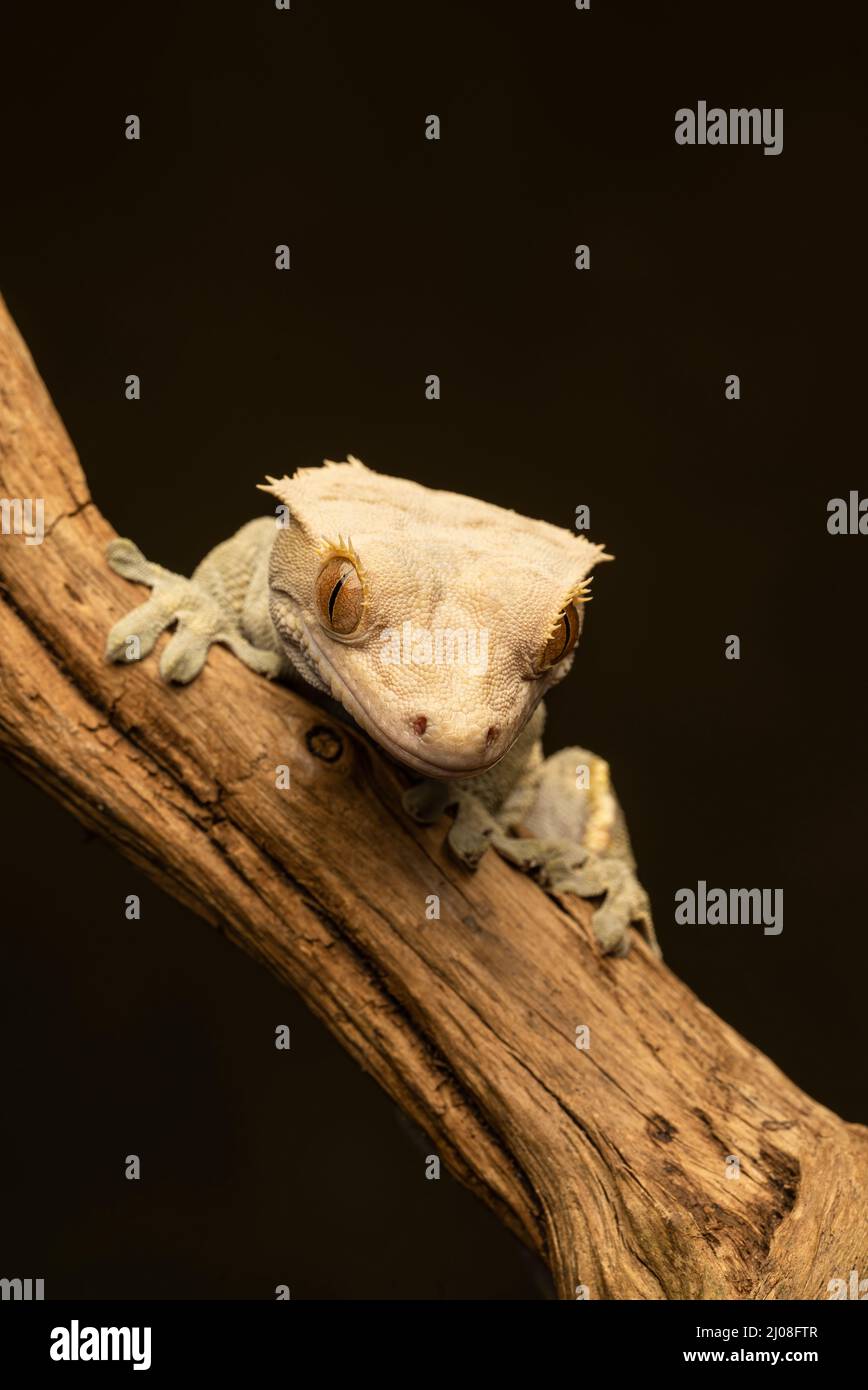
[0,293,864,1299]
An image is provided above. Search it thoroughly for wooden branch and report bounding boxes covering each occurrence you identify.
[0,293,864,1300]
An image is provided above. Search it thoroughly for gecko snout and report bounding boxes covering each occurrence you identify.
[400,709,511,776]
[410,715,499,745]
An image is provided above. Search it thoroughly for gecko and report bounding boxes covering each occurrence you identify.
[104,457,658,957]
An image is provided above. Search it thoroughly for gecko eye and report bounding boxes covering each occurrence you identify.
[536,602,582,672]
[316,557,364,635]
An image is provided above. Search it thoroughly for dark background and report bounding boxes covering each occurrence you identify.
[1,0,865,1298]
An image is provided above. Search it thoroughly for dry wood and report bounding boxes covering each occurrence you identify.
[0,293,864,1299]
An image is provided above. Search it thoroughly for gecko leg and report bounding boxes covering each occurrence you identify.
[490,830,657,956]
[403,728,659,958]
[494,745,659,956]
[105,529,283,683]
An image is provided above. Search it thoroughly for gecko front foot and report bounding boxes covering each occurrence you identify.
[105,538,282,683]
[491,831,658,956]
[402,743,660,959]
[402,781,497,868]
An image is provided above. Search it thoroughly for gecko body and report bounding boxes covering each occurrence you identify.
[105,457,657,956]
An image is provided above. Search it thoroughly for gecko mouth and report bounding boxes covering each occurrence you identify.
[374,731,504,780]
[300,628,508,780]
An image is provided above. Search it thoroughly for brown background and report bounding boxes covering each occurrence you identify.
[0,0,865,1297]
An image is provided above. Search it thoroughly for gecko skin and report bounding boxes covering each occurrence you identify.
[105,457,658,957]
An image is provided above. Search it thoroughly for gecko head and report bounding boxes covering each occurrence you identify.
[260,457,611,780]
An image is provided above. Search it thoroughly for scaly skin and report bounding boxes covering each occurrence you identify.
[105,457,658,957]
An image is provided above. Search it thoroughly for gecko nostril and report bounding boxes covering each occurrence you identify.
[485,724,500,746]
[412,715,428,737]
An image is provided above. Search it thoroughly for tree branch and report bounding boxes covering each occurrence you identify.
[0,293,864,1299]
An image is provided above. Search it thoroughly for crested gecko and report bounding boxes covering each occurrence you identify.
[105,457,658,957]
